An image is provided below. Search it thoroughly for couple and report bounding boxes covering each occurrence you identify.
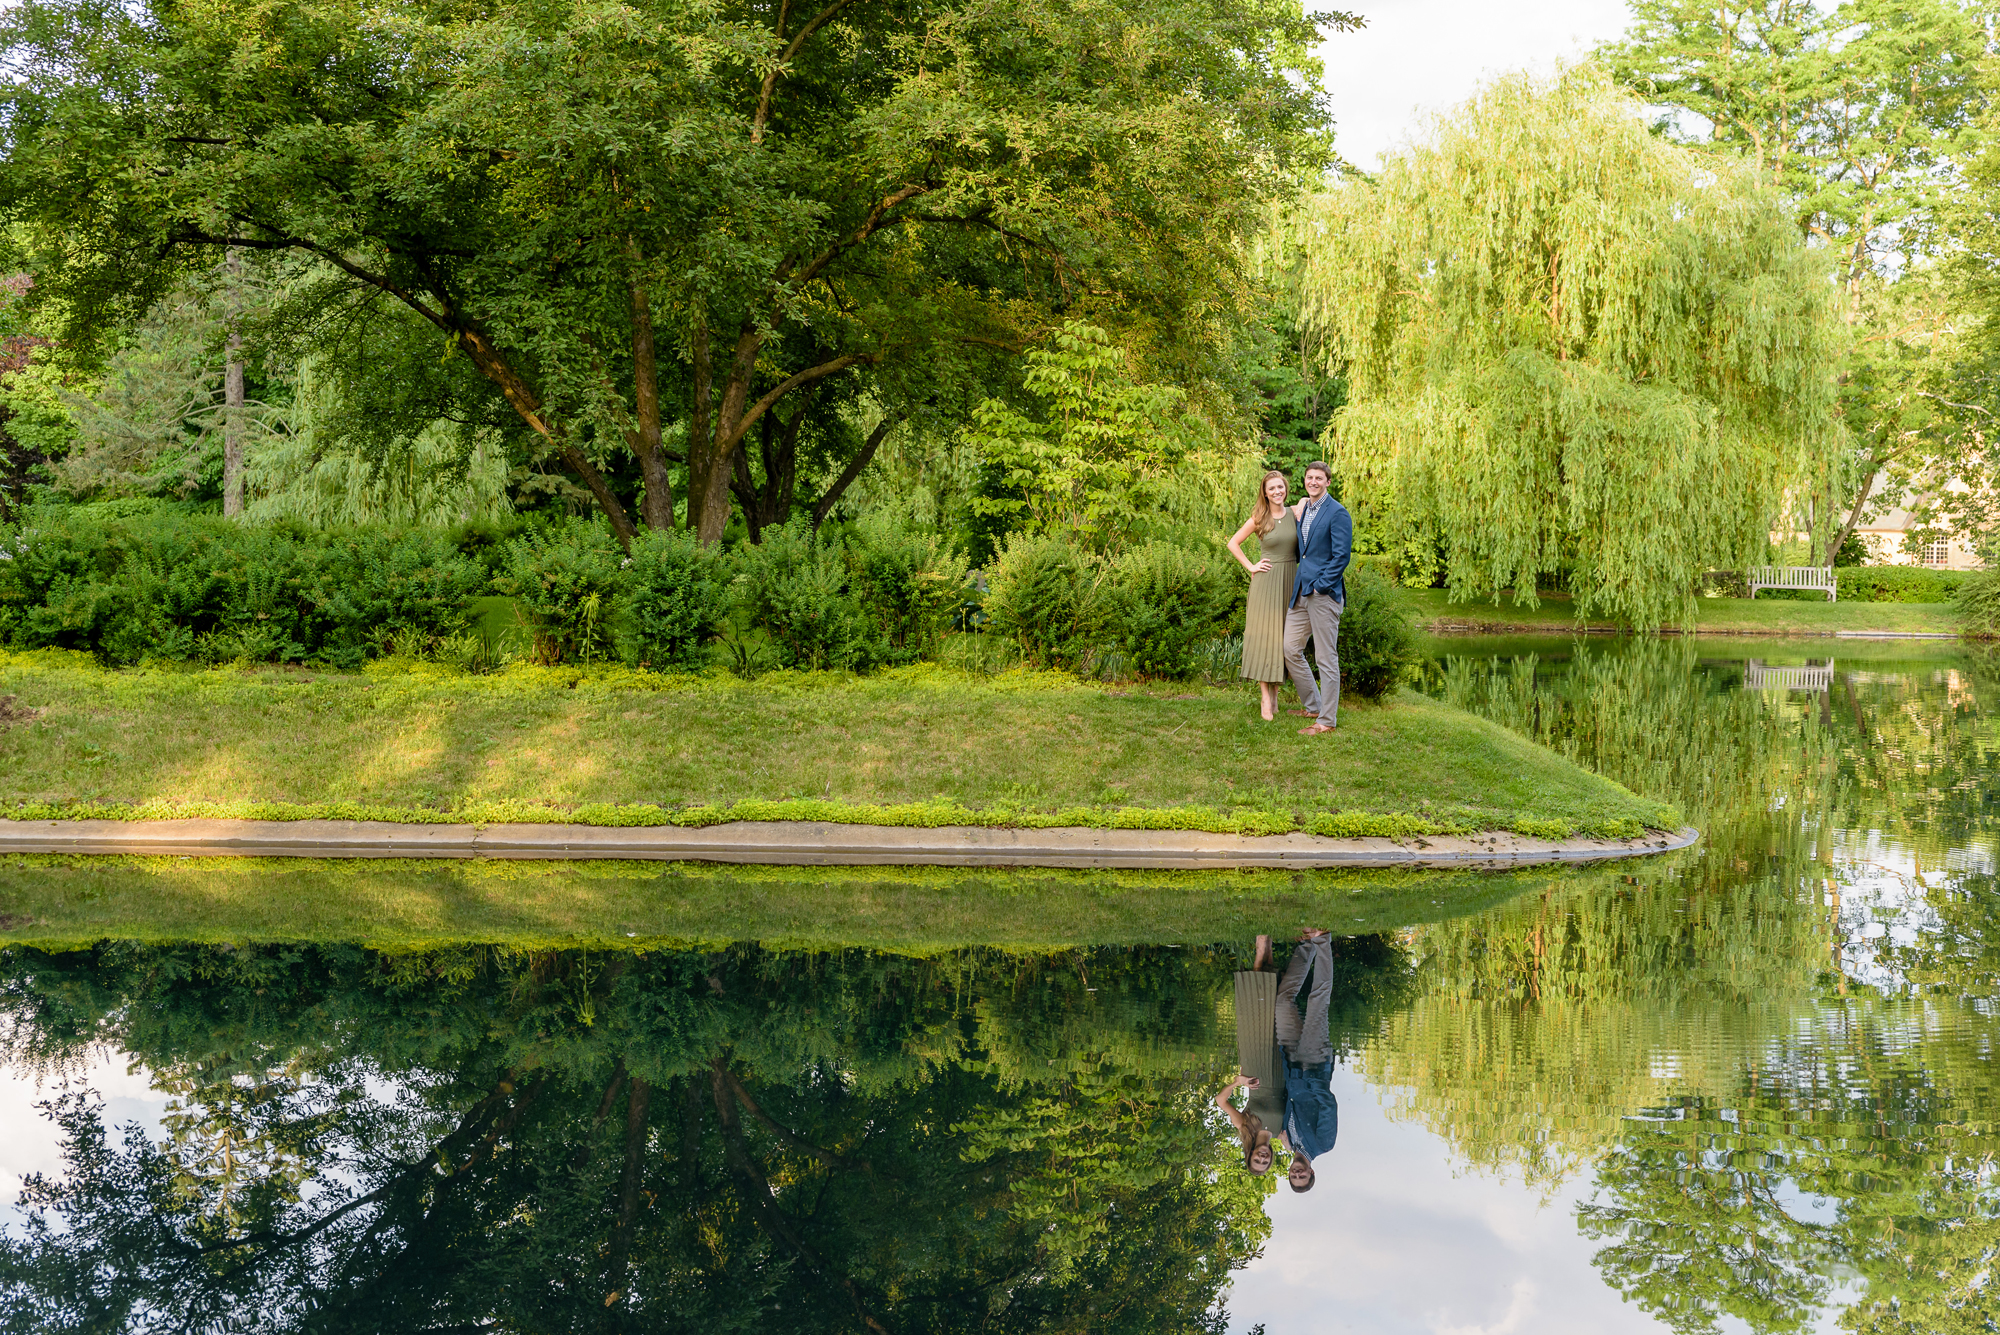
[1215,931,1341,1192]
[1227,461,1353,734]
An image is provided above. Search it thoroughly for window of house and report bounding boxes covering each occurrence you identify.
[1921,541,1951,567]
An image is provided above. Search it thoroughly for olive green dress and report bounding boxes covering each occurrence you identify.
[1233,970,1285,1129]
[1239,511,1298,683]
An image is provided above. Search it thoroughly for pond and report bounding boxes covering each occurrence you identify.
[0,634,1995,1333]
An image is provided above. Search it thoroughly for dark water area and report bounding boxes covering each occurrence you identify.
[0,635,1996,1333]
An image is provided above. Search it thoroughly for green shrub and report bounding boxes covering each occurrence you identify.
[0,508,484,667]
[735,519,876,671]
[1337,563,1421,700]
[983,533,1099,670]
[1835,565,1969,603]
[619,527,727,670]
[1954,569,2000,635]
[845,513,973,665]
[496,520,624,664]
[1094,541,1235,680]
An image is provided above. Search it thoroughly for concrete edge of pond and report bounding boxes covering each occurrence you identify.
[0,818,1701,871]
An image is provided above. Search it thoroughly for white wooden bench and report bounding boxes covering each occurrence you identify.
[1747,566,1837,601]
[1742,659,1835,690]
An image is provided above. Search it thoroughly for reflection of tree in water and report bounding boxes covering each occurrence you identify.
[1412,640,2000,1332]
[0,940,1422,1332]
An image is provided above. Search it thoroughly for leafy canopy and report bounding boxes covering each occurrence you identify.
[1293,67,1843,629]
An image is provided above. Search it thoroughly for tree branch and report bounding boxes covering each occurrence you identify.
[813,412,906,527]
[726,352,873,450]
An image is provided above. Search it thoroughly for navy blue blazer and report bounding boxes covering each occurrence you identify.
[1282,1054,1339,1163]
[1291,496,1353,608]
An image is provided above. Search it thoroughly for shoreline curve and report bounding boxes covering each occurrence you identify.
[0,818,1701,871]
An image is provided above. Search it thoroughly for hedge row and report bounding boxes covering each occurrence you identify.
[1834,565,1970,603]
[0,506,1423,692]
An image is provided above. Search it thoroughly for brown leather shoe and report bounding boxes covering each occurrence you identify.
[1299,722,1337,736]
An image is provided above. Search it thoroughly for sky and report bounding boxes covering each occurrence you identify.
[1316,0,1640,170]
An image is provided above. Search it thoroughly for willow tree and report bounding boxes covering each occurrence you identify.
[1294,68,1843,628]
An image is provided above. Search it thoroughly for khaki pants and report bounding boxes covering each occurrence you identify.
[1283,592,1343,727]
[1275,935,1335,1067]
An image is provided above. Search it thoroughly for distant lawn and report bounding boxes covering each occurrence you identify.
[0,651,1674,839]
[0,854,1600,949]
[1404,588,1962,637]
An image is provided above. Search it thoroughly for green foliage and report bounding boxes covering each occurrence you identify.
[0,0,1344,541]
[1603,2,1995,569]
[1337,563,1421,701]
[617,527,726,671]
[844,512,973,666]
[1953,568,2000,634]
[1837,565,1970,604]
[966,323,1196,553]
[1095,541,1235,680]
[733,520,875,672]
[495,521,624,665]
[1294,67,1843,630]
[0,505,484,666]
[983,532,1101,670]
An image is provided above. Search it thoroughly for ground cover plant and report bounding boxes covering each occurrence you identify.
[0,651,1675,839]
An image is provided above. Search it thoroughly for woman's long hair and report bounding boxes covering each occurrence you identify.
[1239,1112,1271,1171]
[1250,470,1288,537]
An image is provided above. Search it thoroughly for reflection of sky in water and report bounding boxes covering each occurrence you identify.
[1826,832,1949,993]
[1,1049,168,1231]
[1230,1068,1661,1333]
[1231,1068,1863,1334]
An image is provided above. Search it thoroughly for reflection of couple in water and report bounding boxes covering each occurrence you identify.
[1217,931,1341,1192]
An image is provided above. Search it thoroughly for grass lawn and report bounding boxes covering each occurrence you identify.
[0,853,1609,949]
[1404,588,1962,636]
[0,650,1674,839]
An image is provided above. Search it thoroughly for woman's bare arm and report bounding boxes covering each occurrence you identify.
[1226,518,1271,575]
[1213,1075,1257,1131]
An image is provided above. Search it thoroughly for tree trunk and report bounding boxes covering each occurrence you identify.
[1825,463,1879,566]
[455,328,638,546]
[604,1076,651,1310]
[812,411,904,527]
[687,326,763,543]
[629,282,675,531]
[222,245,245,517]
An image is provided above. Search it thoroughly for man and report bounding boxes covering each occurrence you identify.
[1274,929,1340,1193]
[1284,462,1352,737]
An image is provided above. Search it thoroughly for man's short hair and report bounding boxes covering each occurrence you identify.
[1303,461,1331,479]
[1288,1165,1317,1193]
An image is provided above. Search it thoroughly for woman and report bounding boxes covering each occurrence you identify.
[1227,471,1303,720]
[1217,935,1287,1174]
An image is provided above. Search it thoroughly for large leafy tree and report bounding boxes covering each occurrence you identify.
[0,0,1345,543]
[1293,68,1844,628]
[1601,0,1998,565]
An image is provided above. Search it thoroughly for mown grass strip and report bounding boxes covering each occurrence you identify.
[0,796,1657,842]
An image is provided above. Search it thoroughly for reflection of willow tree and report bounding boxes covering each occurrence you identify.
[0,941,1301,1332]
[1580,1007,2000,1335]
[1406,641,2000,1332]
[1390,639,1836,1182]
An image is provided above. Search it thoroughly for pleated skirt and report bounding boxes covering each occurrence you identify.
[1240,562,1295,683]
[1233,970,1285,1127]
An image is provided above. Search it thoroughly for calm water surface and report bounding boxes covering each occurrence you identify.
[1,635,1996,1333]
